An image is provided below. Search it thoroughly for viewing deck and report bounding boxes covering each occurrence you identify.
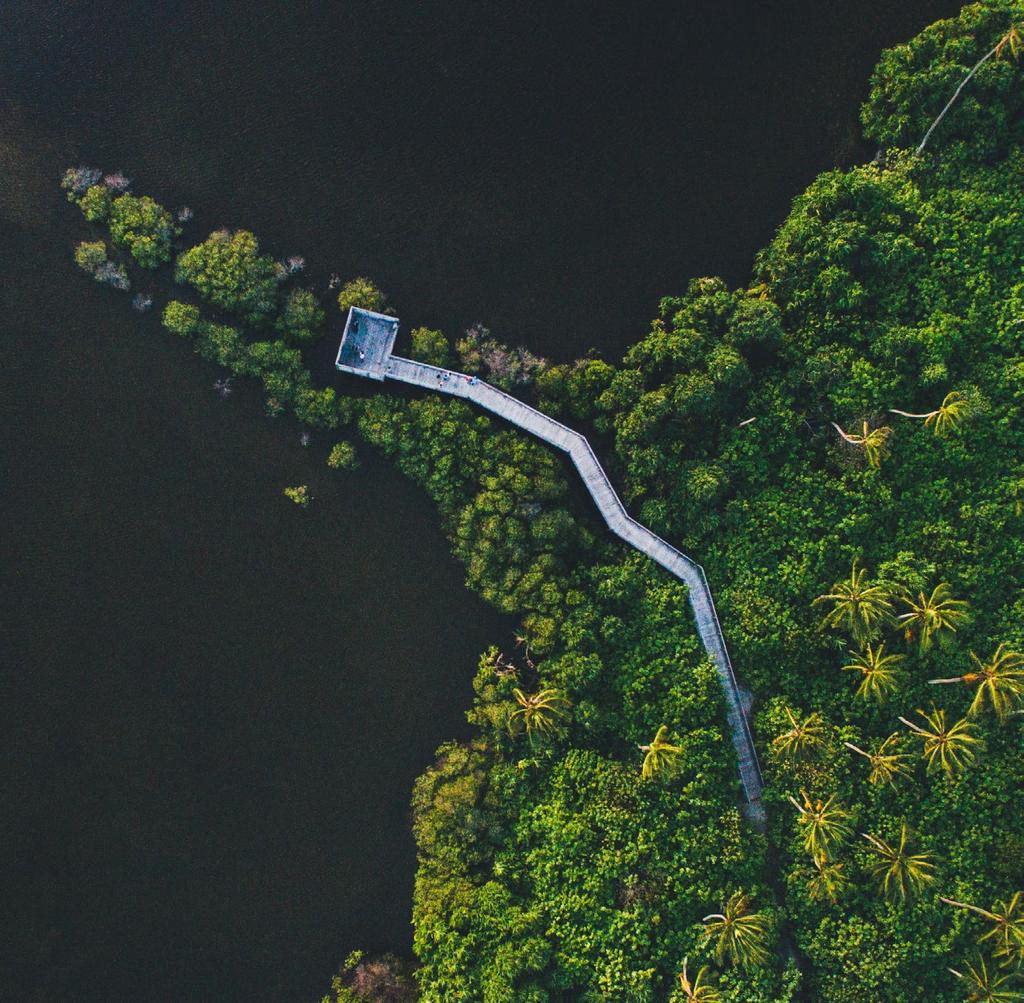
[337,309,765,827]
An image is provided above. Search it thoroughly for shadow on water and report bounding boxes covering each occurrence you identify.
[0,1,960,1000]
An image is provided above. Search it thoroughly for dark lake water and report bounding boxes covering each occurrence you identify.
[0,2,959,1000]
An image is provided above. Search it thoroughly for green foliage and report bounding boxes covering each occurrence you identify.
[277,288,325,343]
[78,184,112,222]
[66,19,1024,992]
[337,276,386,315]
[409,326,449,367]
[161,300,202,337]
[176,229,281,322]
[108,193,177,267]
[327,442,359,470]
[293,386,343,429]
[861,1,1024,157]
[74,240,108,274]
[283,485,310,507]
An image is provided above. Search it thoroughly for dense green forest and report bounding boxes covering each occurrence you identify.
[64,3,1024,1000]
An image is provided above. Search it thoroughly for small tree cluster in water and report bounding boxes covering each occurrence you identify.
[456,322,548,390]
[62,9,1024,993]
[74,240,129,291]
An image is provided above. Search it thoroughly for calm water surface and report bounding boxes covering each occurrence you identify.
[0,2,958,1000]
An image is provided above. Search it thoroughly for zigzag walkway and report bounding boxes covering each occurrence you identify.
[383,355,765,827]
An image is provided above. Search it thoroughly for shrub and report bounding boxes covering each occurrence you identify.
[277,288,325,343]
[108,194,177,267]
[161,300,202,337]
[74,240,108,275]
[61,166,101,198]
[337,276,386,315]
[78,185,112,222]
[410,326,449,367]
[176,229,281,323]
[327,442,359,470]
[93,261,130,291]
[283,485,310,507]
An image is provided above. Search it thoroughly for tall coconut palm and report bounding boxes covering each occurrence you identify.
[948,954,1024,1003]
[942,893,1024,968]
[899,583,969,654]
[844,733,913,787]
[899,707,981,776]
[806,854,849,905]
[862,823,937,902]
[843,642,904,702]
[788,791,852,860]
[701,890,771,971]
[813,559,895,644]
[676,957,724,1003]
[831,420,893,468]
[772,707,826,761]
[919,25,1024,153]
[929,644,1024,722]
[890,390,972,435]
[507,687,569,744]
[639,724,682,780]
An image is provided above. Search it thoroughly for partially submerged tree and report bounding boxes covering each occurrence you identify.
[337,276,386,315]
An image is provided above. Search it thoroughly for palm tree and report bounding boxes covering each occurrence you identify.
[831,420,893,468]
[918,25,1024,153]
[890,390,972,435]
[842,642,904,702]
[507,687,569,744]
[844,733,913,787]
[806,854,850,905]
[899,583,969,654]
[949,953,1024,1002]
[899,707,981,776]
[929,644,1024,722]
[772,707,826,761]
[813,559,895,644]
[788,791,852,860]
[702,890,771,971]
[676,957,724,1003]
[942,893,1024,969]
[862,823,937,902]
[639,725,682,780]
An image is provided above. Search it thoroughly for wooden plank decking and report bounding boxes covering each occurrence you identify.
[382,355,765,827]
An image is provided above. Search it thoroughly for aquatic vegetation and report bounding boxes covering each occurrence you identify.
[61,6,1024,997]
[336,276,386,315]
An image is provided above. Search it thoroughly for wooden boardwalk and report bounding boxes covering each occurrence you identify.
[383,356,765,826]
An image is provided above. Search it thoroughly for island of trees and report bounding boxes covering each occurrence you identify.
[63,3,1024,1000]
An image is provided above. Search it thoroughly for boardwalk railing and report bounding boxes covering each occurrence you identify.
[379,355,765,825]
